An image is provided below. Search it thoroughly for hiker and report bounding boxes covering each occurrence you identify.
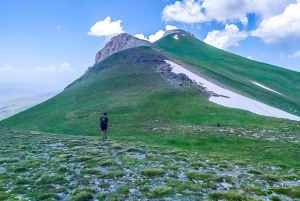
[100,113,109,141]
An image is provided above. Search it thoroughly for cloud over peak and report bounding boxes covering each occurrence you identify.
[134,25,178,43]
[88,16,124,38]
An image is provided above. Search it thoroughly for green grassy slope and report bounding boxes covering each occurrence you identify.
[1,46,299,169]
[155,31,300,116]
[0,47,292,133]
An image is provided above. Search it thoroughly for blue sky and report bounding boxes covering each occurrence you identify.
[1,0,300,90]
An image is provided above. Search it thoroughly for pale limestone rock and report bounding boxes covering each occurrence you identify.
[94,33,152,64]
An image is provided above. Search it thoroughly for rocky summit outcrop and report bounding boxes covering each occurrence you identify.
[163,29,196,38]
[94,33,152,65]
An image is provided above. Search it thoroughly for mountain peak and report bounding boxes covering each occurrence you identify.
[94,33,152,65]
[163,29,196,38]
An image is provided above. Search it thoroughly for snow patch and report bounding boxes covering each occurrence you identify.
[165,60,300,121]
[251,81,282,95]
[173,35,179,40]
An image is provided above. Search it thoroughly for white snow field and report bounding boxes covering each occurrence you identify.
[165,60,300,121]
[251,81,282,95]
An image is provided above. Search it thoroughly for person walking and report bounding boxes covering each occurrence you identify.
[100,113,109,141]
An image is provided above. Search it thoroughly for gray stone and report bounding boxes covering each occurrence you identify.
[94,33,152,65]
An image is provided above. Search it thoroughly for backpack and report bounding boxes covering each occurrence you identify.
[100,116,108,125]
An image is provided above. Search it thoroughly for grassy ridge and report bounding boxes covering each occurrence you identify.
[1,47,293,133]
[1,47,299,170]
[155,31,300,116]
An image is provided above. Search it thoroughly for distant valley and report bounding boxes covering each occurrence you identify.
[0,91,60,121]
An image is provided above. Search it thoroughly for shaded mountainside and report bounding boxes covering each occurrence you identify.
[155,30,300,116]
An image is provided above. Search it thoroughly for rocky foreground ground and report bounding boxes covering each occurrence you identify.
[0,129,299,201]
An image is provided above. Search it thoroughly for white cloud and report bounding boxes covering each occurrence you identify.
[288,50,300,58]
[247,56,254,60]
[134,34,147,40]
[1,64,24,73]
[252,1,300,44]
[135,30,165,43]
[148,30,166,42]
[165,25,178,31]
[202,0,249,25]
[88,16,124,38]
[204,24,248,49]
[1,63,14,71]
[31,62,73,73]
[239,16,249,27]
[56,25,61,30]
[134,25,178,43]
[204,0,294,25]
[162,0,295,26]
[162,0,206,23]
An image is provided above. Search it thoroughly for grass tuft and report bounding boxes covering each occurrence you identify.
[0,157,19,164]
[116,184,132,194]
[151,186,173,198]
[58,166,68,173]
[209,191,247,201]
[69,191,94,201]
[274,186,300,198]
[72,188,97,196]
[247,169,262,175]
[98,160,114,166]
[81,168,99,175]
[37,174,67,185]
[140,168,165,177]
[186,171,227,182]
[261,174,279,182]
